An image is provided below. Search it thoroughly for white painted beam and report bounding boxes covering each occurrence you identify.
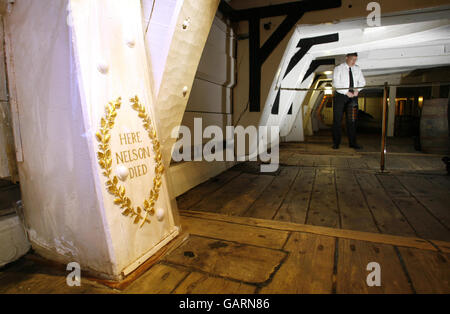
[153,0,220,169]
[142,0,183,98]
[388,87,397,137]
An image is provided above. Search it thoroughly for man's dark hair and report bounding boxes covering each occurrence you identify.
[346,52,358,57]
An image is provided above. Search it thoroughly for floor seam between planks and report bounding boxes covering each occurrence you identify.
[180,233,290,252]
[271,167,302,220]
[374,173,422,238]
[394,173,450,231]
[353,170,385,234]
[303,168,317,225]
[160,259,282,288]
[393,246,417,294]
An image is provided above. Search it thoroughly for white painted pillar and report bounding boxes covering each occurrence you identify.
[387,86,397,137]
[152,0,220,169]
[4,0,218,280]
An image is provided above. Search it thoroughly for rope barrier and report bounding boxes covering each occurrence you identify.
[279,81,450,92]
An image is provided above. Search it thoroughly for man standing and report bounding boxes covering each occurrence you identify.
[332,52,366,149]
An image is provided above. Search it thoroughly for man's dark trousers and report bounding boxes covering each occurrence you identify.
[333,92,358,147]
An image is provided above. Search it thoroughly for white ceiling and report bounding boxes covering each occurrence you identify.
[296,8,450,77]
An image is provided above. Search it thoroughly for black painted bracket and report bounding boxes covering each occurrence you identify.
[219,0,341,112]
[284,34,339,79]
[270,35,338,116]
[302,58,336,83]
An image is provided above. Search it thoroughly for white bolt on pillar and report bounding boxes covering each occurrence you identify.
[182,85,189,97]
[156,208,165,221]
[116,165,129,181]
[182,18,191,30]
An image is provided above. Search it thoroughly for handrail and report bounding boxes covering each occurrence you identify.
[380,82,389,172]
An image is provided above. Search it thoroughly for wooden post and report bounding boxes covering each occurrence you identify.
[380,82,389,172]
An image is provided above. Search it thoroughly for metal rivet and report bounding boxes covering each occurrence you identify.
[156,208,165,221]
[182,18,191,30]
[97,61,109,74]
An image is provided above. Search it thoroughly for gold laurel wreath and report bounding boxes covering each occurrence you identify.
[96,96,164,228]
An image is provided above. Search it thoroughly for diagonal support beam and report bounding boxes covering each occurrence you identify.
[220,0,341,112]
[302,58,336,82]
[260,8,305,65]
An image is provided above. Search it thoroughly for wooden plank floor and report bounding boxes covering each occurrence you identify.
[1,135,448,294]
[1,211,448,294]
[177,141,450,243]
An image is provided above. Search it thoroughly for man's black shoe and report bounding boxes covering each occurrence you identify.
[332,144,339,149]
[350,144,363,149]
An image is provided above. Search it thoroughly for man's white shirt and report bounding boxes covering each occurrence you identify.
[332,63,366,95]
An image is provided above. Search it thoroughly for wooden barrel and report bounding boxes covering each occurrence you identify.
[420,98,450,154]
